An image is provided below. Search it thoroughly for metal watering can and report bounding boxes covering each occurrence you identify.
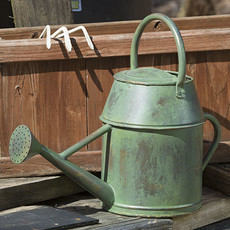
[9,14,221,217]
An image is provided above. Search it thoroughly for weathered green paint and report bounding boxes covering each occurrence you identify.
[9,13,221,217]
[9,124,114,208]
[100,71,205,129]
[101,126,203,216]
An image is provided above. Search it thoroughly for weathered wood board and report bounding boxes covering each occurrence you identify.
[203,163,230,196]
[0,14,229,40]
[11,0,73,27]
[172,187,230,230]
[0,175,84,211]
[1,187,228,230]
[0,29,230,63]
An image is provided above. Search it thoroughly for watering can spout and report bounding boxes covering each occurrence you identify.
[9,125,114,208]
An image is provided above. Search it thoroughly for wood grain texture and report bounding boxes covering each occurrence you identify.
[207,141,230,163]
[203,163,230,196]
[11,0,73,27]
[0,60,87,156]
[186,51,230,141]
[86,56,129,150]
[172,187,230,230]
[0,175,84,211]
[0,28,230,63]
[0,14,229,40]
[0,151,101,178]
[27,187,229,230]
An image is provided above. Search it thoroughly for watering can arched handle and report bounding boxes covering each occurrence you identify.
[130,13,186,98]
[202,113,221,171]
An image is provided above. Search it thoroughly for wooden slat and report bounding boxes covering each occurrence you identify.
[86,56,129,150]
[186,51,230,141]
[0,14,230,40]
[208,141,230,163]
[0,175,84,211]
[185,50,230,142]
[203,50,230,141]
[11,0,73,27]
[0,28,230,63]
[92,219,172,230]
[1,186,229,229]
[203,164,230,196]
[0,60,87,156]
[19,186,228,230]
[0,151,101,178]
[172,187,230,229]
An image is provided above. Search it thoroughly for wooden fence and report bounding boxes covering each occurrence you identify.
[0,15,229,178]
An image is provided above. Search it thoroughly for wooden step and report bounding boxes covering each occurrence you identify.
[0,175,84,211]
[0,186,229,229]
[203,163,230,196]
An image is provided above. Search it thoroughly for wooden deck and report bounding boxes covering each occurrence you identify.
[0,176,230,229]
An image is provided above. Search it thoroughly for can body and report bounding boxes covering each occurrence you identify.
[101,125,203,217]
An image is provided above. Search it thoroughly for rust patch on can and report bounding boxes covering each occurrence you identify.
[157,98,166,106]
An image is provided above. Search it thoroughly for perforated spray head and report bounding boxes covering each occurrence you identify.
[9,125,42,164]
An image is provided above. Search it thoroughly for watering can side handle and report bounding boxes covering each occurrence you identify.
[130,13,186,98]
[202,113,221,171]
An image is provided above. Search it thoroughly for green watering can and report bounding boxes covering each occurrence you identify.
[9,13,221,217]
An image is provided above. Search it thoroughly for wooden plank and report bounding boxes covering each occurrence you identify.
[11,0,73,27]
[0,14,230,40]
[86,56,129,150]
[91,219,172,230]
[0,175,84,211]
[1,183,229,229]
[206,141,230,163]
[186,50,230,141]
[39,187,229,230]
[186,51,230,141]
[172,187,230,230]
[0,28,230,63]
[204,50,230,141]
[203,164,230,196]
[0,151,101,178]
[0,60,87,157]
[198,218,230,230]
[49,193,172,230]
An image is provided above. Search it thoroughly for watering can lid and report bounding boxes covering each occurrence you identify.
[114,67,179,86]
